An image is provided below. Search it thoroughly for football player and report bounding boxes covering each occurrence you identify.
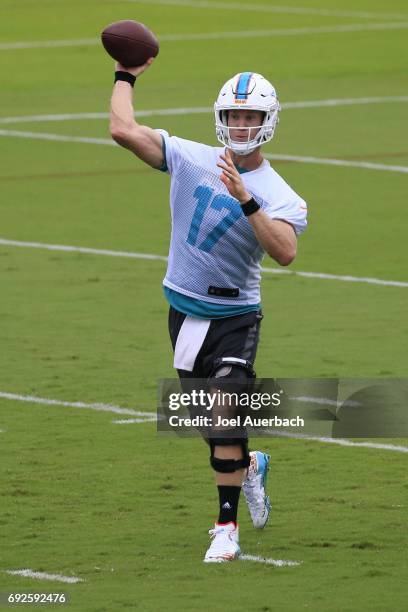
[110,60,307,562]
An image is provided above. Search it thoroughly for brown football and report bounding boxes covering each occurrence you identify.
[101,20,159,68]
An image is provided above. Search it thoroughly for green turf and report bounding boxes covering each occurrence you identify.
[0,1,407,610]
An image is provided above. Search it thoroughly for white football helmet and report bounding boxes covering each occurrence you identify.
[214,72,280,156]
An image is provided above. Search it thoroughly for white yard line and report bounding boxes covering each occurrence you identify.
[113,418,158,424]
[265,153,408,174]
[152,22,408,40]
[1,96,407,178]
[1,128,407,174]
[289,395,361,408]
[240,554,300,567]
[1,22,408,51]
[267,430,408,453]
[0,107,211,124]
[1,390,406,453]
[261,267,408,288]
[0,38,98,51]
[127,0,408,21]
[0,391,155,419]
[0,238,168,261]
[283,95,408,109]
[1,96,407,125]
[6,569,83,584]
[0,129,115,146]
[0,238,407,288]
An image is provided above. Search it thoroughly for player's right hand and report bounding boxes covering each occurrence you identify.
[115,57,155,78]
[217,149,252,204]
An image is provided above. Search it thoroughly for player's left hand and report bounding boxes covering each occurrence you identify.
[217,149,252,205]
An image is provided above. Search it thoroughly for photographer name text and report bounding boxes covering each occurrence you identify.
[168,415,305,428]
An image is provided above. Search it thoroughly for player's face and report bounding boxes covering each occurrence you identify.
[227,109,264,142]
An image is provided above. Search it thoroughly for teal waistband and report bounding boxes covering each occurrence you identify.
[163,286,260,320]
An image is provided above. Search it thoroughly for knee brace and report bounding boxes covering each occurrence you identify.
[209,437,250,473]
[208,357,256,394]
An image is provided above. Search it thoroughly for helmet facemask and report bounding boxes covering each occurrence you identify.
[215,108,278,156]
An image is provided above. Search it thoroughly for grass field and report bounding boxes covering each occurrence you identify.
[0,1,407,610]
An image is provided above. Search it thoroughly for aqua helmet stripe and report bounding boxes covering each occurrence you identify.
[235,72,253,100]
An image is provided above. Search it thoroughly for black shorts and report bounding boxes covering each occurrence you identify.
[168,306,263,380]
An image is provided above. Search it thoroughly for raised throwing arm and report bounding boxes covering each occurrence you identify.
[110,59,164,169]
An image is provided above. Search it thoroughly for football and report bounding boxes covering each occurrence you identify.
[101,20,159,68]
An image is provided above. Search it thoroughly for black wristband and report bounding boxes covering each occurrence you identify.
[241,197,260,217]
[114,71,136,87]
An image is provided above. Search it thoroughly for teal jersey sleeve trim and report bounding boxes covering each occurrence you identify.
[158,134,168,172]
[163,286,260,320]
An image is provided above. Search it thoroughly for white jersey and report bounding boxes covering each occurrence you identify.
[159,130,307,306]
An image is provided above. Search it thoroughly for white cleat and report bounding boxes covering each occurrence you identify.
[203,522,240,563]
[242,451,271,529]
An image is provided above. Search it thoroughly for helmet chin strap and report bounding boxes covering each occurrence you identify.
[228,135,261,156]
[229,144,255,157]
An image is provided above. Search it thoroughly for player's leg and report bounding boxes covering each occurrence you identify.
[204,436,249,563]
[204,355,252,562]
[167,307,270,561]
[205,313,271,532]
[167,306,241,561]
